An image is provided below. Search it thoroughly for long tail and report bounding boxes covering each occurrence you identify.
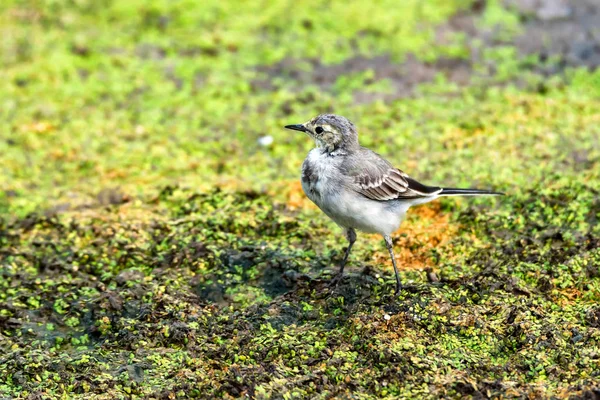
[439,188,505,196]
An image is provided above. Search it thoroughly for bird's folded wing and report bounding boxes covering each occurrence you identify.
[340,148,443,201]
[354,168,441,201]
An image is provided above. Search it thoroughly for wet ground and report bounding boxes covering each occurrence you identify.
[1,0,600,398]
[256,0,600,103]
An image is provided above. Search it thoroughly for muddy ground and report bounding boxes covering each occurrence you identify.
[1,0,600,398]
[256,0,600,103]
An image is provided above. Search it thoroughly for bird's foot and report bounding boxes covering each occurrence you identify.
[394,282,402,295]
[312,272,344,299]
[393,276,403,295]
[327,272,344,291]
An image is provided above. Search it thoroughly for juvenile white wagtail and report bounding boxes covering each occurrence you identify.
[285,114,504,294]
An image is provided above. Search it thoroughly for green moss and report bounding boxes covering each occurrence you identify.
[2,0,600,398]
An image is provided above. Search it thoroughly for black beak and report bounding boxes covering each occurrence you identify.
[284,124,308,132]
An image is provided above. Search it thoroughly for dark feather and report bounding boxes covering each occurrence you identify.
[405,177,441,195]
[440,188,504,196]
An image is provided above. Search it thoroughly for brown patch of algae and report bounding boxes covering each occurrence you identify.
[369,201,459,271]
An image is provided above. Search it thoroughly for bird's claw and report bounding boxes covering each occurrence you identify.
[394,282,402,295]
[327,273,344,290]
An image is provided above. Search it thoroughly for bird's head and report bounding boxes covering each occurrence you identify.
[285,114,359,153]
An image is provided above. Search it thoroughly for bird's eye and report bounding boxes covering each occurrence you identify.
[315,127,324,134]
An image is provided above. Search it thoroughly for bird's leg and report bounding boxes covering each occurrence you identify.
[329,228,356,287]
[339,228,357,276]
[384,235,402,294]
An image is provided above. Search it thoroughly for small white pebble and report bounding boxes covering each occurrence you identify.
[258,135,274,147]
[384,314,391,321]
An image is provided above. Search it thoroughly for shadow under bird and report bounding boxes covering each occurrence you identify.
[285,114,504,294]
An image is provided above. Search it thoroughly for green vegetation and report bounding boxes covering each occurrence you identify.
[1,0,599,398]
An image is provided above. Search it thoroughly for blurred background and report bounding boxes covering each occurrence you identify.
[1,0,599,215]
[1,0,600,398]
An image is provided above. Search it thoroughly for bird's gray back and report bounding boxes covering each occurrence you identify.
[339,147,393,180]
[340,147,441,201]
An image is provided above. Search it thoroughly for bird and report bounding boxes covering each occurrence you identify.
[284,114,504,294]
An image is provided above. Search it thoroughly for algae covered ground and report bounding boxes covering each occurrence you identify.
[1,0,600,398]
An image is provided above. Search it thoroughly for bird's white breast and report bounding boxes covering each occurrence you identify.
[301,149,338,203]
[301,149,409,235]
